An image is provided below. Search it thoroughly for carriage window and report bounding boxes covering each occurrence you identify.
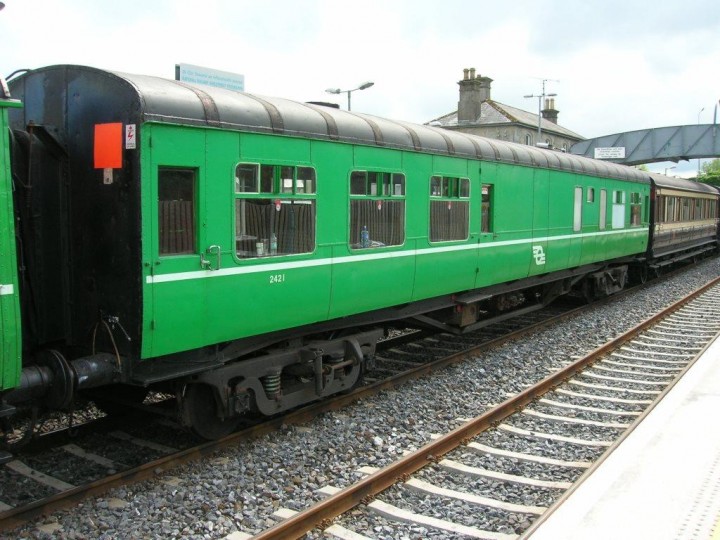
[349,171,405,249]
[666,196,675,222]
[429,175,470,242]
[236,164,258,193]
[573,187,582,232]
[235,163,316,258]
[681,197,691,221]
[159,167,197,255]
[599,189,607,230]
[630,192,641,226]
[612,190,626,229]
[705,199,717,219]
[481,184,493,233]
[587,187,595,203]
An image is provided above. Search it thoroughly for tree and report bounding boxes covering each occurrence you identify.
[698,158,720,186]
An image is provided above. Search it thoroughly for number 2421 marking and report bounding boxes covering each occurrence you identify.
[269,274,286,284]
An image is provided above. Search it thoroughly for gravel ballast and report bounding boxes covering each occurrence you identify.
[8,258,719,540]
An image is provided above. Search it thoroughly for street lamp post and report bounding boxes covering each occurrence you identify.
[325,81,374,111]
[664,166,676,176]
[698,107,705,174]
[524,79,557,145]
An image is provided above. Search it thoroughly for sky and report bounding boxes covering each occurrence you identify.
[1,0,719,177]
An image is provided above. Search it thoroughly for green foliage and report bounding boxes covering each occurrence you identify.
[698,158,720,186]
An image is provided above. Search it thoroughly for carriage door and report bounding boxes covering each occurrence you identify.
[144,125,209,358]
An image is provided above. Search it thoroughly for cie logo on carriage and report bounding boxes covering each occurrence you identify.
[532,245,546,265]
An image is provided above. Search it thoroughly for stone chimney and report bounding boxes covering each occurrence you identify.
[457,68,493,124]
[541,97,559,124]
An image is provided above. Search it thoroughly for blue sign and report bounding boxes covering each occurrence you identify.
[175,63,245,92]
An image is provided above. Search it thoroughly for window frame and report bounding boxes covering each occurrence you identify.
[233,162,317,260]
[158,166,198,257]
[481,183,493,233]
[348,170,406,250]
[428,175,471,243]
[573,186,583,232]
[630,191,642,226]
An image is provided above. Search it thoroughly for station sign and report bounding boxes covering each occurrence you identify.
[594,147,626,159]
[175,63,245,92]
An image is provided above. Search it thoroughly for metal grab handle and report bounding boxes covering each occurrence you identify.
[200,245,222,270]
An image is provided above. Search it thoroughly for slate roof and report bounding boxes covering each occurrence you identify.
[427,99,585,141]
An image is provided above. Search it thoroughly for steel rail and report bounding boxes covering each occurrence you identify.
[0,296,588,530]
[251,275,720,540]
[0,268,712,532]
[0,307,569,531]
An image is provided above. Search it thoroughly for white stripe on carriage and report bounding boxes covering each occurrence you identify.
[146,228,649,284]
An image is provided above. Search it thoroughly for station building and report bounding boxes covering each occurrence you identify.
[427,68,584,152]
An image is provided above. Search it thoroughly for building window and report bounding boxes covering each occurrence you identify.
[429,176,470,242]
[349,171,405,249]
[525,134,532,146]
[234,163,316,258]
[159,167,197,255]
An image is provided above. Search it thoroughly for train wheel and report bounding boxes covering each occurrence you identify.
[180,384,239,440]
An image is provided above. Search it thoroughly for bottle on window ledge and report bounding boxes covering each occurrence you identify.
[270,233,278,255]
[361,225,370,248]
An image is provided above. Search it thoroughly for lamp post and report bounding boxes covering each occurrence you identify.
[524,79,557,144]
[325,81,374,111]
[664,166,676,176]
[698,107,705,174]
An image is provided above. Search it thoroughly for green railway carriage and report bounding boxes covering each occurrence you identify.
[143,95,649,359]
[3,65,659,437]
[0,81,22,400]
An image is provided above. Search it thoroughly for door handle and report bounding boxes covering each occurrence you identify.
[200,245,221,270]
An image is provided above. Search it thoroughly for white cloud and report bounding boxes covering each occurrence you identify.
[1,0,719,161]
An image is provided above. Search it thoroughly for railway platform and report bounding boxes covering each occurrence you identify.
[525,331,720,540]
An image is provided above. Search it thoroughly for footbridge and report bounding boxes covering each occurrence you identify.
[570,124,720,165]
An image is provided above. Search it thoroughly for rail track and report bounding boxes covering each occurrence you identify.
[0,300,578,533]
[0,264,715,535]
[253,275,720,539]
